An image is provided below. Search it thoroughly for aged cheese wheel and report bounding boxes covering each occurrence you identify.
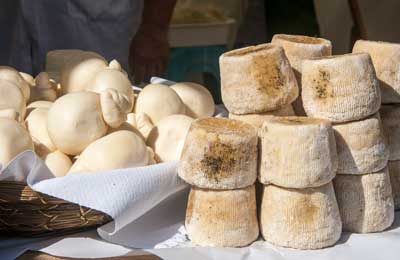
[228,104,295,129]
[0,118,34,167]
[259,117,337,188]
[170,82,215,118]
[260,183,341,249]
[0,80,26,121]
[69,131,151,174]
[179,118,258,189]
[87,60,135,112]
[380,105,400,160]
[25,108,56,158]
[147,114,194,162]
[302,53,381,123]
[388,160,400,210]
[333,113,389,174]
[45,150,72,177]
[134,84,186,124]
[47,92,108,155]
[185,185,259,247]
[272,34,332,116]
[220,43,298,114]
[60,52,107,94]
[353,40,400,103]
[333,168,394,233]
[0,66,30,101]
[26,101,53,116]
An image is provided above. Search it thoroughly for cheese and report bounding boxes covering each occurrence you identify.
[87,61,135,112]
[272,34,332,116]
[28,72,57,103]
[146,114,194,162]
[380,105,400,160]
[68,131,150,174]
[59,51,108,94]
[179,118,258,189]
[134,84,186,124]
[26,101,53,116]
[333,113,389,174]
[220,43,298,114]
[260,182,341,249]
[228,104,295,129]
[25,108,56,158]
[0,66,30,102]
[302,53,381,123]
[44,150,72,177]
[47,92,108,155]
[19,72,35,87]
[170,82,215,118]
[0,109,18,121]
[259,116,337,188]
[388,160,400,210]
[353,40,400,103]
[185,185,259,247]
[0,80,26,121]
[333,167,394,233]
[100,88,130,128]
[126,113,154,140]
[0,118,34,167]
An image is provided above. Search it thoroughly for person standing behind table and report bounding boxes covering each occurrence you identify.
[7,0,176,84]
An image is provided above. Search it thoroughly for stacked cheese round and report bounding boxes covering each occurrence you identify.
[272,34,332,116]
[179,118,259,247]
[258,116,341,249]
[302,53,381,123]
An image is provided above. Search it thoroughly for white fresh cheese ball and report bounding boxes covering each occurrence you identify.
[147,114,194,162]
[44,150,72,177]
[47,92,108,155]
[0,66,30,101]
[69,130,151,174]
[0,118,34,167]
[135,84,186,124]
[26,101,53,116]
[171,82,215,118]
[0,80,26,121]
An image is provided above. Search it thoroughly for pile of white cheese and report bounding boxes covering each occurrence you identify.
[0,49,215,177]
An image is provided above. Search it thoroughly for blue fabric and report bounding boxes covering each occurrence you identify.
[7,0,143,74]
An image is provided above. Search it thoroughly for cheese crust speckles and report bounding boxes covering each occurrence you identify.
[260,183,341,249]
[179,118,258,189]
[353,40,400,103]
[333,113,389,174]
[380,105,400,160]
[302,53,381,123]
[259,116,337,188]
[185,185,259,247]
[220,43,298,114]
[333,168,394,233]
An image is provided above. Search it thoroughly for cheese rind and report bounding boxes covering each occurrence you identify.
[228,104,295,129]
[272,34,332,116]
[333,168,394,233]
[220,43,298,114]
[185,185,259,247]
[388,160,400,210]
[44,150,72,177]
[259,116,337,188]
[302,53,381,123]
[380,105,400,160]
[179,118,258,189]
[333,113,389,174]
[353,40,400,103]
[260,183,342,249]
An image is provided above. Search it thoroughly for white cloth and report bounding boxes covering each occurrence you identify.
[8,0,144,74]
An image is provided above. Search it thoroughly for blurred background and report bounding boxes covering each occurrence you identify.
[1,0,400,104]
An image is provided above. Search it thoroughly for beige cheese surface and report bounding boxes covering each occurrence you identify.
[220,43,298,114]
[260,182,342,249]
[380,105,400,160]
[179,118,258,189]
[259,116,338,188]
[388,160,400,210]
[333,168,394,233]
[333,113,389,174]
[185,185,259,247]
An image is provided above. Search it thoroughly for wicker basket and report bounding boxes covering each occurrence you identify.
[0,181,111,236]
